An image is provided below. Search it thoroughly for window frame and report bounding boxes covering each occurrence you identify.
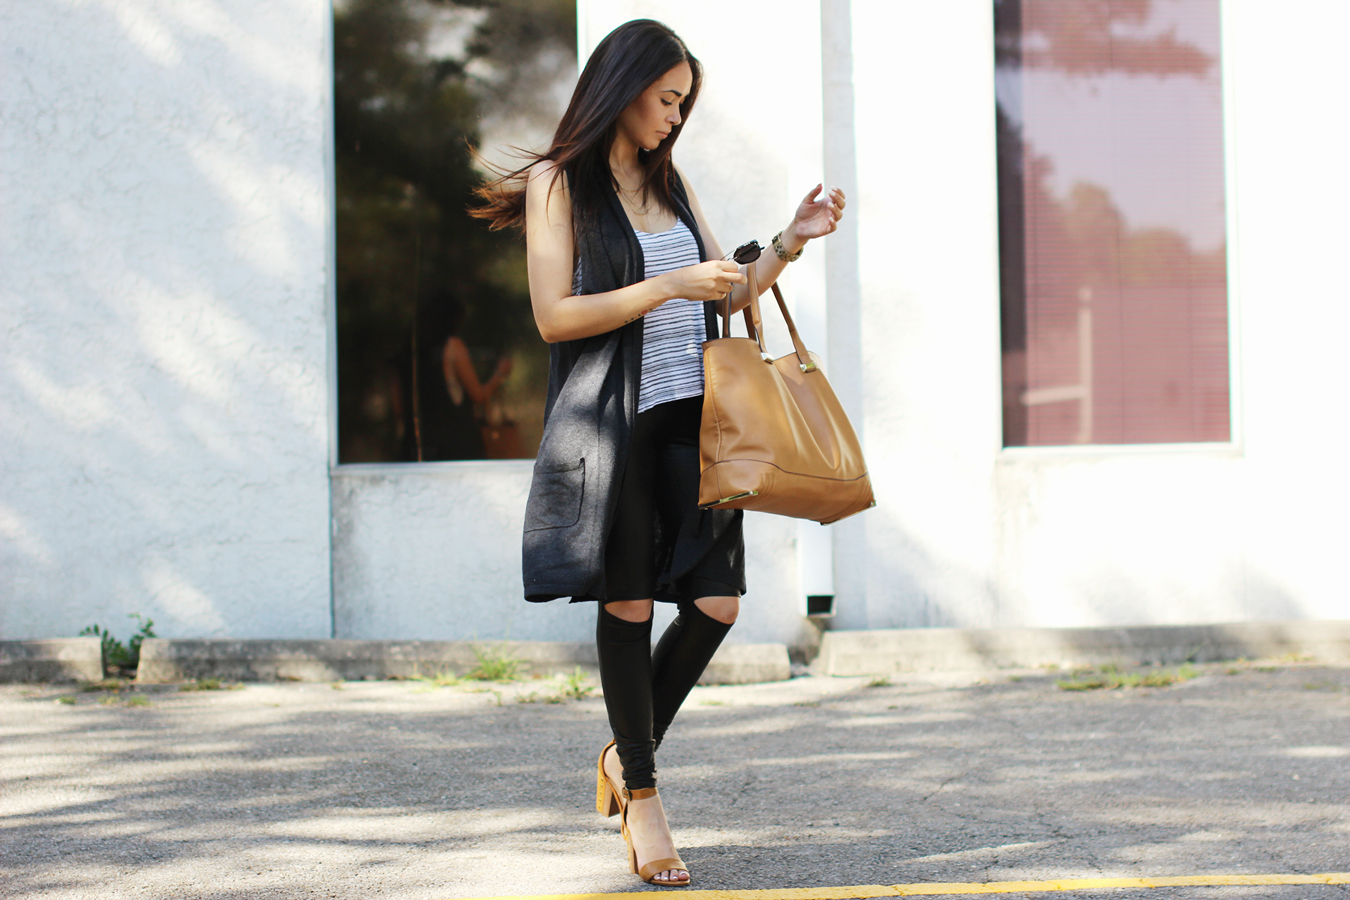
[991,0,1244,459]
[322,1,577,471]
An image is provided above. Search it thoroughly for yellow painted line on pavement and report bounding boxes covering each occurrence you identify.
[455,871,1350,900]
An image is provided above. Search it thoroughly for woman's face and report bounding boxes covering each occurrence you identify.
[616,62,693,153]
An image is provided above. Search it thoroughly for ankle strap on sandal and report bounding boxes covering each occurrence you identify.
[623,786,658,801]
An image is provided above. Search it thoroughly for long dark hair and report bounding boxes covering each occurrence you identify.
[471,19,701,233]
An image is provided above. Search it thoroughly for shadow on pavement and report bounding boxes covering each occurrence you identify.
[1,665,1347,898]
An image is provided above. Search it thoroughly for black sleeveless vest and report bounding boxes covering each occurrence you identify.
[521,170,744,603]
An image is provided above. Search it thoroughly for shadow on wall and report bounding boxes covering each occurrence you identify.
[329,465,547,642]
[1,1,333,639]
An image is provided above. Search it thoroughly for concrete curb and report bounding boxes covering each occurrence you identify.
[14,621,1344,684]
[698,643,791,685]
[135,638,790,686]
[813,619,1350,676]
[0,639,104,683]
[136,639,588,683]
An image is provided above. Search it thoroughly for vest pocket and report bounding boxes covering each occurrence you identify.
[523,458,586,531]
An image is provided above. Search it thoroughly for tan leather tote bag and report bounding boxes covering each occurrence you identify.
[698,265,875,524]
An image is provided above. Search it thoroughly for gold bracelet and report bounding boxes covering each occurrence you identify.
[772,230,803,263]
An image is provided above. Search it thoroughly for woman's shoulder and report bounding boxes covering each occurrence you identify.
[527,159,570,194]
[525,160,572,221]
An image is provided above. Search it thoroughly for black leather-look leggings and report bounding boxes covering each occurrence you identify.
[597,600,732,791]
[592,395,738,790]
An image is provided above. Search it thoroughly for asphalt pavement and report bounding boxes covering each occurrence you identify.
[1,659,1347,899]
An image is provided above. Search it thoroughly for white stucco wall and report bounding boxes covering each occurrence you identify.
[6,0,1342,648]
[0,0,333,639]
[331,464,544,640]
[842,0,1005,630]
[987,0,1350,625]
[843,0,1350,630]
[1209,0,1350,618]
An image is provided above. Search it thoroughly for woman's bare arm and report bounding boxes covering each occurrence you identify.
[679,165,846,314]
[525,162,746,343]
[444,336,510,406]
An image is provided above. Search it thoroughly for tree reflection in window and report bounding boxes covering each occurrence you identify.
[334,0,575,462]
[995,0,1230,446]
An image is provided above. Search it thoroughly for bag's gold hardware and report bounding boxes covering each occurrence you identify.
[761,352,774,363]
[712,490,759,506]
[819,496,878,524]
[799,361,818,373]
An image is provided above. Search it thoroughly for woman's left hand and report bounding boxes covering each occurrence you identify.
[787,184,846,243]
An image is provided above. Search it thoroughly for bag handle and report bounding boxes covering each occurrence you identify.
[720,260,762,348]
[768,283,817,373]
[719,263,817,373]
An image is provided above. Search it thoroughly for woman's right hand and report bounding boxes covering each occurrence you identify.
[660,260,747,302]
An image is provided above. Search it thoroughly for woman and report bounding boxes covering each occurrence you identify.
[473,19,844,886]
[404,290,513,461]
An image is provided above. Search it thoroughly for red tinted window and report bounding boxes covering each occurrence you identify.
[996,0,1230,446]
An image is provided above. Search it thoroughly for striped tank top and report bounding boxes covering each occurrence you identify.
[633,221,705,413]
[574,220,706,414]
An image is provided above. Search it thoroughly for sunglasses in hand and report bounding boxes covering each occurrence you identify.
[724,240,763,265]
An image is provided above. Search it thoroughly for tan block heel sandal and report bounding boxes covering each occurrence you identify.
[621,787,689,887]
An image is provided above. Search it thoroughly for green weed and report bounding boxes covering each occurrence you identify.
[411,671,462,688]
[91,691,150,708]
[867,676,892,688]
[80,614,156,676]
[81,679,129,693]
[516,669,596,704]
[178,678,241,692]
[467,644,523,682]
[558,667,595,700]
[1057,663,1198,692]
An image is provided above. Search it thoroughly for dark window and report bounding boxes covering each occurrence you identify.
[334,0,576,462]
[996,0,1230,446]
